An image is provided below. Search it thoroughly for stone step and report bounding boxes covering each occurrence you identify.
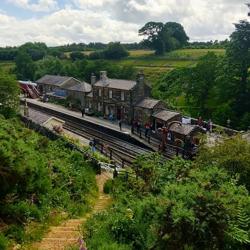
[62,219,86,227]
[50,226,77,231]
[37,241,78,250]
[42,237,77,242]
[46,230,79,239]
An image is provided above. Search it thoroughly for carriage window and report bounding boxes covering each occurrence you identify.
[98,89,102,97]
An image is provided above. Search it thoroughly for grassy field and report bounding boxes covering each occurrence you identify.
[0,61,15,72]
[115,48,225,83]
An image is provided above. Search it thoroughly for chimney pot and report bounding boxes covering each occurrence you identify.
[91,73,96,85]
[100,71,107,82]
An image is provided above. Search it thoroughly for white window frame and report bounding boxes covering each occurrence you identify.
[98,88,102,97]
[98,102,102,112]
[109,90,112,99]
[121,91,125,101]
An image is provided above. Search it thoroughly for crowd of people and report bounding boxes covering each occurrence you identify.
[197,116,213,133]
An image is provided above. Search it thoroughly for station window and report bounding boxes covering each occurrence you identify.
[98,102,102,112]
[98,89,102,97]
[109,90,112,99]
[121,91,125,101]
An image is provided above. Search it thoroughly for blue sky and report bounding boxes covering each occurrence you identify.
[0,0,248,46]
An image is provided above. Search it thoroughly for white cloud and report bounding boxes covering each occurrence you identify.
[7,0,59,12]
[0,0,249,46]
[72,0,115,8]
[0,9,139,46]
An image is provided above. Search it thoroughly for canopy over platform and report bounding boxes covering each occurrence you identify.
[153,110,181,123]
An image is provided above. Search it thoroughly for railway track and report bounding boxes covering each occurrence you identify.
[63,121,150,166]
[25,104,153,166]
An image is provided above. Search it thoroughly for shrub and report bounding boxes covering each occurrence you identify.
[84,153,250,249]
[0,233,8,250]
[103,179,113,194]
[0,117,97,244]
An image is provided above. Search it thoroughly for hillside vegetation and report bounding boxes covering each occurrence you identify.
[0,48,225,84]
[0,117,97,248]
[84,138,250,249]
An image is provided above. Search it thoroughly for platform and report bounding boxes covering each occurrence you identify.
[22,98,155,151]
[24,98,132,134]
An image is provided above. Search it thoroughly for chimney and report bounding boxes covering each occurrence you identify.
[100,71,107,82]
[91,73,96,85]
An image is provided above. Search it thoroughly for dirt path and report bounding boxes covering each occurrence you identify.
[31,172,112,250]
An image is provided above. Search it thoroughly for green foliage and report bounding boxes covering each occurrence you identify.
[0,233,8,250]
[196,136,250,191]
[103,42,129,59]
[0,70,19,118]
[14,50,36,80]
[88,42,129,60]
[19,42,48,61]
[70,51,85,61]
[103,179,113,194]
[152,20,250,130]
[0,117,97,244]
[139,21,189,55]
[85,143,250,249]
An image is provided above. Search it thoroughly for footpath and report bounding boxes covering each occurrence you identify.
[30,173,112,250]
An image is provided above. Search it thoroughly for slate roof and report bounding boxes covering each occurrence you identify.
[36,75,73,86]
[135,98,161,110]
[153,110,181,122]
[67,82,92,93]
[95,78,136,90]
[170,124,204,136]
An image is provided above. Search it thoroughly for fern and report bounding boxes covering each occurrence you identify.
[226,204,250,245]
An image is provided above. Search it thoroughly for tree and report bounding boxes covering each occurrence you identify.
[14,50,36,80]
[35,56,63,79]
[139,21,189,55]
[70,51,85,61]
[0,70,19,118]
[19,42,48,61]
[226,20,250,128]
[103,42,129,59]
[185,52,218,117]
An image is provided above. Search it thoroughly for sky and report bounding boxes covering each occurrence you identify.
[0,0,249,47]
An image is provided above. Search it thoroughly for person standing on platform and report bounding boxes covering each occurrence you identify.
[81,107,85,117]
[137,121,141,133]
[118,119,122,131]
[207,119,213,133]
[197,116,203,127]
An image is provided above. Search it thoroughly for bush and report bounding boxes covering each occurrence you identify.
[0,117,97,244]
[88,51,104,60]
[0,71,19,118]
[0,233,8,250]
[84,152,250,249]
[103,42,129,60]
[103,179,113,194]
[70,51,85,61]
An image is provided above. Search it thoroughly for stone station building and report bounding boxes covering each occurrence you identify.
[89,71,151,123]
[36,75,91,107]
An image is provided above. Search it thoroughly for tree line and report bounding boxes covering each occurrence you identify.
[0,41,147,62]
